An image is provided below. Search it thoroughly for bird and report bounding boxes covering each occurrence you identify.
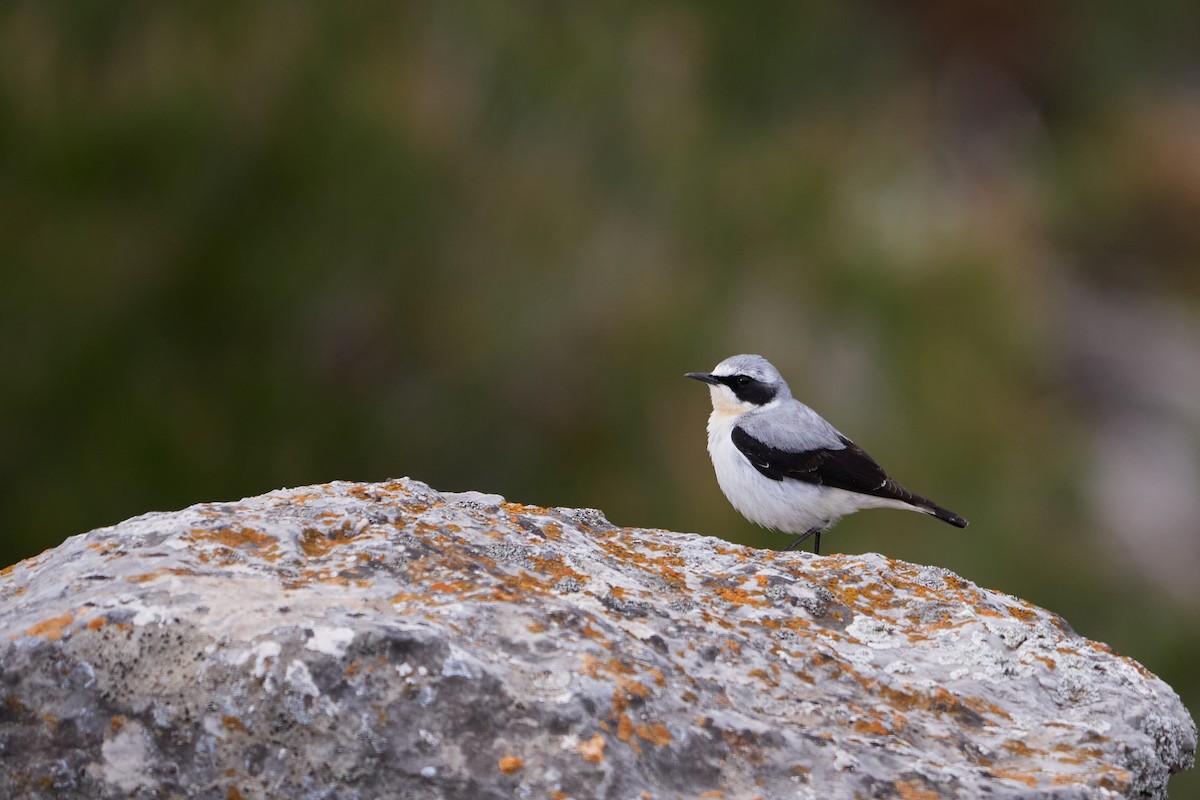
[685,354,967,554]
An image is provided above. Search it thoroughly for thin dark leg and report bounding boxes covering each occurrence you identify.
[813,530,821,556]
[784,526,824,553]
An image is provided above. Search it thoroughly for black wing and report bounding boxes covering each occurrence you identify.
[731,426,926,507]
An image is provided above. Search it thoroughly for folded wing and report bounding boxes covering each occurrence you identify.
[731,426,927,508]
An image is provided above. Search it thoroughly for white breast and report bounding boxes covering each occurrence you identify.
[705,410,906,535]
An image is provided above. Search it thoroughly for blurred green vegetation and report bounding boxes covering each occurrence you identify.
[2,1,1198,792]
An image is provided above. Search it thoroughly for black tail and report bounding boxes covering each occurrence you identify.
[923,502,968,528]
[880,478,968,528]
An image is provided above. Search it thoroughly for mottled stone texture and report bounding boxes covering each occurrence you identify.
[0,479,1193,799]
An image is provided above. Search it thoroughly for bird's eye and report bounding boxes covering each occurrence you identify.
[735,375,751,386]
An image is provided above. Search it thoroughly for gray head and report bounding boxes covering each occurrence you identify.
[685,354,792,413]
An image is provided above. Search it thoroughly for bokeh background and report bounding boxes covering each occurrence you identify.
[3,1,1198,792]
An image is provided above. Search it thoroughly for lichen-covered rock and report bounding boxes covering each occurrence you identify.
[0,479,1193,799]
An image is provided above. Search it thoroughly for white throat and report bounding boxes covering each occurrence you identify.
[706,384,784,421]
[707,385,754,420]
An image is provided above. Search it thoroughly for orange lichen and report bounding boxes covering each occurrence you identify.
[1002,739,1036,757]
[747,669,777,687]
[617,677,651,700]
[1095,767,1132,791]
[941,574,969,591]
[853,718,891,736]
[894,778,941,800]
[579,654,601,677]
[126,571,167,583]
[222,716,247,733]
[791,667,816,685]
[591,538,692,590]
[497,755,523,774]
[869,682,1008,726]
[636,721,671,747]
[860,582,892,605]
[529,555,586,586]
[581,653,639,680]
[294,569,372,589]
[24,611,74,641]
[987,769,1038,787]
[1006,605,1039,623]
[810,651,842,670]
[502,501,548,516]
[576,618,604,642]
[961,695,1012,721]
[87,616,106,631]
[714,586,769,608]
[650,560,689,591]
[1051,746,1105,766]
[616,714,634,742]
[298,527,351,559]
[577,733,606,763]
[428,580,470,593]
[185,526,282,563]
[391,591,434,604]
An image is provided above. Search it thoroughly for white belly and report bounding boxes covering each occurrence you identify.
[705,411,911,535]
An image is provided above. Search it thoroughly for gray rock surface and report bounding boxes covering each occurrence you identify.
[0,478,1194,799]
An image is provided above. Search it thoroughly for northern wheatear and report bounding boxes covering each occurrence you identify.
[686,354,967,554]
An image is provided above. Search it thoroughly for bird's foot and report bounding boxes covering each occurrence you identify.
[783,527,825,555]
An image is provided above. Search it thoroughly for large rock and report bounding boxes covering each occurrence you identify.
[0,479,1193,799]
